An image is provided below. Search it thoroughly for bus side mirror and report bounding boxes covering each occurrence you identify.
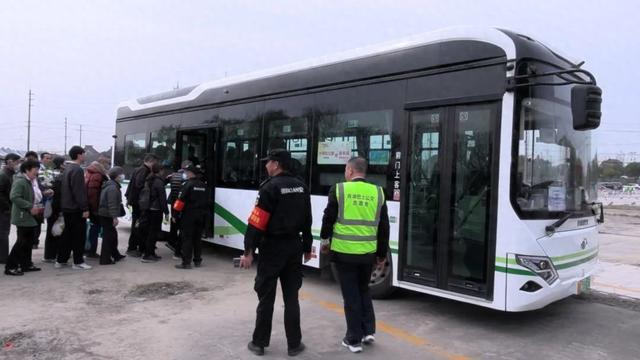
[572,85,602,130]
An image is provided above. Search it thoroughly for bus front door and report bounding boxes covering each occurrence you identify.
[176,128,217,237]
[402,102,498,300]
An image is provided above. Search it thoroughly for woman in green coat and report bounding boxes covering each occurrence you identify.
[5,159,44,276]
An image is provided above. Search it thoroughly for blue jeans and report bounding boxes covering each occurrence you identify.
[86,216,101,255]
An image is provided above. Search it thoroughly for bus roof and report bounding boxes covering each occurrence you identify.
[116,27,579,119]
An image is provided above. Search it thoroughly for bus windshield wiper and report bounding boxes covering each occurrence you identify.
[545,212,574,236]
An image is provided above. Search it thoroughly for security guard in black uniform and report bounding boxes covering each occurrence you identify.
[172,164,208,269]
[240,149,312,357]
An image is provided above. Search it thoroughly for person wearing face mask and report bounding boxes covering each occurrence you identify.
[97,166,127,265]
[0,153,21,264]
[5,159,43,276]
[165,160,192,260]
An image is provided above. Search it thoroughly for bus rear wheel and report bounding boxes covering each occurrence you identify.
[330,251,395,299]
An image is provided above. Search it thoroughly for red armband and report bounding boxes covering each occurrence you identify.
[248,206,271,231]
[173,199,185,211]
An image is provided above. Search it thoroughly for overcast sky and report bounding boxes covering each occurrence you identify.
[1,0,638,161]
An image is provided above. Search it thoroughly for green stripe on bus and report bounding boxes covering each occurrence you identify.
[213,226,241,235]
[551,247,598,263]
[497,248,598,267]
[495,266,535,276]
[213,204,324,241]
[214,203,247,235]
[556,252,598,270]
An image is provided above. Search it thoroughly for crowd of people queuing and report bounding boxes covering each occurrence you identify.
[0,146,207,276]
[1,145,389,356]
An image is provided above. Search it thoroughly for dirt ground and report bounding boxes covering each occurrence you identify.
[1,205,639,360]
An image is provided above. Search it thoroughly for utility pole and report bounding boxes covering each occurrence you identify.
[79,124,83,146]
[27,90,34,150]
[64,117,68,155]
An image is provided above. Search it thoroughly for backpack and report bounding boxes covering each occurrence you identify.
[138,180,152,211]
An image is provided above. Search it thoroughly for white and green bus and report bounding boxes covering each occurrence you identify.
[115,27,603,311]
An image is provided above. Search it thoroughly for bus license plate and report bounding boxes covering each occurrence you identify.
[577,276,591,294]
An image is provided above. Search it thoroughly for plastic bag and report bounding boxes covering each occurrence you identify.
[51,214,65,236]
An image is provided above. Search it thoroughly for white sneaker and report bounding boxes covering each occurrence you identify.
[342,340,363,353]
[362,335,375,345]
[54,261,68,269]
[72,263,92,270]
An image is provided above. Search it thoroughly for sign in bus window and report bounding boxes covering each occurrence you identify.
[317,141,353,165]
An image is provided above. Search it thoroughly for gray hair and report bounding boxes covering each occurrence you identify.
[108,166,124,180]
[347,156,368,175]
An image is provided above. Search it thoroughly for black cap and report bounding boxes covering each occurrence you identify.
[260,148,291,163]
[184,164,203,174]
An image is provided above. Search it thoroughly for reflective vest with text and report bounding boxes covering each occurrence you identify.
[330,181,384,255]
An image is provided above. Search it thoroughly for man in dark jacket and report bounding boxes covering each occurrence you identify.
[320,157,389,353]
[165,160,191,258]
[141,162,168,263]
[240,149,312,357]
[0,153,21,264]
[43,156,65,262]
[125,153,158,257]
[172,164,208,269]
[56,145,92,270]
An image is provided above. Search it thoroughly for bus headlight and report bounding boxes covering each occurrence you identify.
[515,255,559,285]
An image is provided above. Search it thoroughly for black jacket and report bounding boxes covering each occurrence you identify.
[98,179,122,219]
[320,178,390,264]
[244,172,312,255]
[60,162,88,213]
[146,173,169,215]
[125,164,151,206]
[176,176,208,216]
[0,167,16,213]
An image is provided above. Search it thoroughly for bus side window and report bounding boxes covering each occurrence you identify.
[314,109,393,194]
[266,116,309,183]
[220,122,259,189]
[124,133,147,167]
[150,127,176,175]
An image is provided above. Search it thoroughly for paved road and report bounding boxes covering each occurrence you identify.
[1,228,638,360]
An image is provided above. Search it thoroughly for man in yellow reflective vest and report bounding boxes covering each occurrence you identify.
[320,156,389,354]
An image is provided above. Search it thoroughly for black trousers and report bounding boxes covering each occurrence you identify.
[335,261,376,345]
[99,216,121,263]
[144,210,163,256]
[33,222,42,247]
[57,212,86,265]
[127,204,142,252]
[0,212,10,263]
[169,206,182,255]
[252,243,303,349]
[180,213,204,265]
[6,226,36,270]
[44,213,60,261]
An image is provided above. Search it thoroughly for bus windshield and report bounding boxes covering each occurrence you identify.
[513,84,598,217]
